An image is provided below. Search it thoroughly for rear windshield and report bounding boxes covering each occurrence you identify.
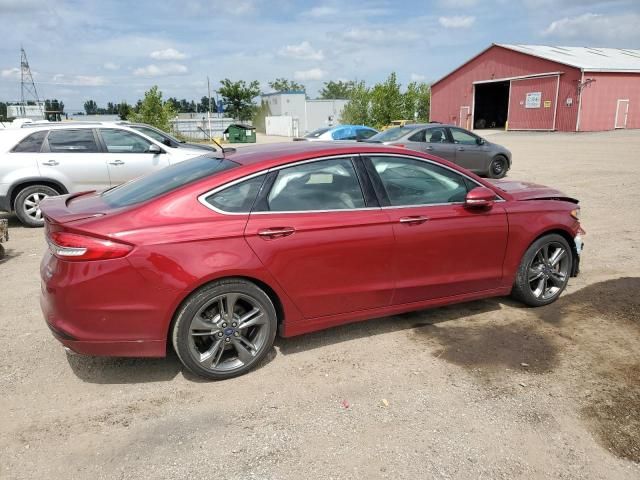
[369,127,417,142]
[305,127,331,138]
[102,155,237,207]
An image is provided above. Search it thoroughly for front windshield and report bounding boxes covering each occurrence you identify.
[368,126,417,142]
[304,127,331,139]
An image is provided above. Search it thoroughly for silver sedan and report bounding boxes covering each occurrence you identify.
[364,123,512,178]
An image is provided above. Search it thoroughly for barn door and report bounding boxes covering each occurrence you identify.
[507,76,558,130]
[615,100,629,129]
[459,106,471,130]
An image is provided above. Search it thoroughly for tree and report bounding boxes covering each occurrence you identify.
[44,99,64,121]
[402,82,430,122]
[127,85,177,132]
[0,102,8,121]
[198,96,212,113]
[268,78,304,92]
[319,80,355,99]
[117,102,132,121]
[84,99,98,115]
[218,79,260,121]
[340,81,370,126]
[369,72,404,128]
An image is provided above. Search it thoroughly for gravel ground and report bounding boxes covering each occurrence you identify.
[1,130,639,479]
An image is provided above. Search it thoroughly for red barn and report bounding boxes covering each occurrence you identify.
[430,44,640,132]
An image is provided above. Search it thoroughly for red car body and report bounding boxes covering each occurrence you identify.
[40,143,582,358]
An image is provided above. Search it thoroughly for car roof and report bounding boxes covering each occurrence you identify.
[226,141,422,168]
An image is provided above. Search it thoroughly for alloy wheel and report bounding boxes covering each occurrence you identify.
[23,192,49,221]
[527,242,570,300]
[187,292,269,372]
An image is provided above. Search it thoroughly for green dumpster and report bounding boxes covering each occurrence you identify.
[224,123,256,144]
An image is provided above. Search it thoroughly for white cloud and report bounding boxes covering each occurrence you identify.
[339,28,420,44]
[294,68,326,81]
[278,41,324,61]
[438,16,476,28]
[304,6,338,17]
[103,62,119,70]
[410,73,426,82]
[133,63,189,77]
[542,12,640,43]
[1,67,20,79]
[150,48,187,60]
[51,74,108,86]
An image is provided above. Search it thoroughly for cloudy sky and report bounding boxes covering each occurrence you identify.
[0,0,638,112]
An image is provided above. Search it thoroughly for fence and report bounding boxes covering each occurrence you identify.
[170,116,239,140]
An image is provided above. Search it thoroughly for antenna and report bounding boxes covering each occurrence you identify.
[20,47,43,116]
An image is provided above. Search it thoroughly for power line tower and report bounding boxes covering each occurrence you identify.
[20,47,43,116]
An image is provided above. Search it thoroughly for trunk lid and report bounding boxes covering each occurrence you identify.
[40,190,112,224]
[488,179,578,203]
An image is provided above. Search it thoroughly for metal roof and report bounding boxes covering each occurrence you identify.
[497,44,640,72]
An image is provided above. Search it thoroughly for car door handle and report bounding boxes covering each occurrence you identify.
[425,146,434,151]
[457,147,465,151]
[108,160,125,166]
[399,216,429,225]
[257,227,296,239]
[42,160,59,166]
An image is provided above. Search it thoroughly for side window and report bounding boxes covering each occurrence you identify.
[408,129,426,142]
[370,156,469,206]
[100,129,153,153]
[205,175,265,213]
[425,127,449,144]
[134,126,167,144]
[47,129,100,153]
[356,128,377,140]
[449,128,478,145]
[12,130,47,152]
[266,158,365,212]
[332,127,355,140]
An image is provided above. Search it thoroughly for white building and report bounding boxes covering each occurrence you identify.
[262,91,348,136]
[7,103,45,121]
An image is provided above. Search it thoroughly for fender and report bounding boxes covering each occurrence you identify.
[6,177,69,210]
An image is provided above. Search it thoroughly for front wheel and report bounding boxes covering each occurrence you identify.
[512,234,572,307]
[172,279,277,380]
[488,155,508,179]
[14,185,59,227]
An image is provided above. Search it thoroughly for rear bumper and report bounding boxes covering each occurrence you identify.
[40,251,179,358]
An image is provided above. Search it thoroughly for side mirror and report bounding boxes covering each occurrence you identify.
[148,144,163,154]
[476,137,486,145]
[465,186,495,208]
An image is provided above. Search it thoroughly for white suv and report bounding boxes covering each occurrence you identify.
[0,123,215,226]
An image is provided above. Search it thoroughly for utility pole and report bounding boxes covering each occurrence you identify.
[20,46,43,117]
[207,76,212,141]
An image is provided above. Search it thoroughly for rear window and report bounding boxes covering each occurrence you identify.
[12,130,47,152]
[369,127,416,142]
[101,155,237,207]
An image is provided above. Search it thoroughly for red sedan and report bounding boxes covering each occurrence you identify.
[40,143,584,379]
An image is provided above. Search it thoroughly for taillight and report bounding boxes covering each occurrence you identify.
[48,231,132,261]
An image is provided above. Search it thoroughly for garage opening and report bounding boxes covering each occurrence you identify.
[473,80,509,129]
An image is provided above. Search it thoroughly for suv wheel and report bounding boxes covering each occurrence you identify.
[14,185,59,227]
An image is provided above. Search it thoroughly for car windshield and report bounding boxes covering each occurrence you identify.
[368,127,416,142]
[102,155,237,207]
[132,125,182,144]
[305,128,331,138]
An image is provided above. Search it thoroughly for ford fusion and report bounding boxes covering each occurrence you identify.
[40,143,584,380]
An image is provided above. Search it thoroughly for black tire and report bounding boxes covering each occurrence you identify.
[14,185,59,228]
[172,279,277,380]
[488,155,508,179]
[512,234,573,307]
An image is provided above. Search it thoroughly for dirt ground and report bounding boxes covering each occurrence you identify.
[1,130,639,479]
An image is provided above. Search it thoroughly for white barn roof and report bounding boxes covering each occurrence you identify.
[498,44,640,73]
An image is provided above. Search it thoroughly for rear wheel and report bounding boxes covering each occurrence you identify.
[14,185,59,227]
[172,279,277,380]
[488,155,508,179]
[512,234,572,307]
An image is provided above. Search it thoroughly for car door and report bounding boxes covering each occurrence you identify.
[244,156,395,319]
[448,127,488,173]
[415,126,457,161]
[98,128,170,186]
[364,154,508,304]
[40,128,111,192]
